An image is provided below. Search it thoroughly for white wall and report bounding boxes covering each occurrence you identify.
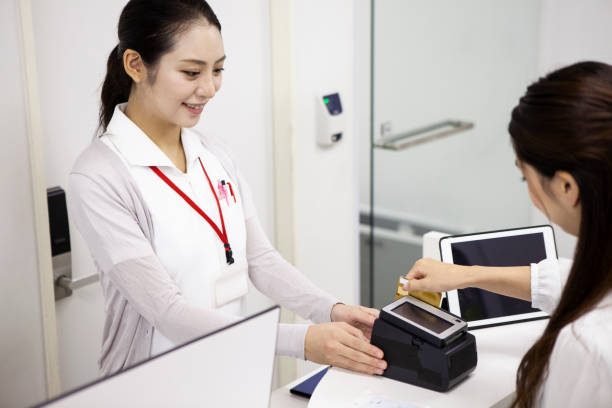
[356,0,372,215]
[538,0,612,72]
[355,0,372,301]
[284,0,359,377]
[292,0,357,306]
[0,1,48,406]
[533,0,612,258]
[31,0,277,393]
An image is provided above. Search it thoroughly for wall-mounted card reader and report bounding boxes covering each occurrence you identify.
[371,295,477,392]
[48,187,71,256]
[317,92,344,146]
[47,186,72,300]
[47,186,100,300]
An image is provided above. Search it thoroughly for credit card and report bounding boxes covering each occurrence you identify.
[396,276,442,307]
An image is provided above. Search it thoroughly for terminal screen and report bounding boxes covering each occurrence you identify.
[451,233,546,321]
[392,302,452,333]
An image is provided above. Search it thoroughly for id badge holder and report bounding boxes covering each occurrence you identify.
[213,259,248,308]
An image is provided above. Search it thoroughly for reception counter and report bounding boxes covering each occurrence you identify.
[271,319,547,408]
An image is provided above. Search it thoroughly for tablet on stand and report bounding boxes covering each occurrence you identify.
[439,225,556,329]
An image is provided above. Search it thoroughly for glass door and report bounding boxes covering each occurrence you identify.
[364,0,541,309]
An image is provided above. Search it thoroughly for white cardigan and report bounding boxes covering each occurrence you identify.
[68,118,338,376]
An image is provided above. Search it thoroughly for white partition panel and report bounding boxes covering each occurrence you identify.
[38,307,279,408]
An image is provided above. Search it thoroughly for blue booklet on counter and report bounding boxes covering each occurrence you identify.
[289,367,330,399]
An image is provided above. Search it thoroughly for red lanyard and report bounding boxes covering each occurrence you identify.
[149,157,234,265]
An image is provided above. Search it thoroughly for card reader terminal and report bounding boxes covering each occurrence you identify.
[381,295,466,347]
[372,295,477,392]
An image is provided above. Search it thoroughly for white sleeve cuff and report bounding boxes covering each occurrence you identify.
[313,298,341,324]
[276,323,310,359]
[531,257,573,314]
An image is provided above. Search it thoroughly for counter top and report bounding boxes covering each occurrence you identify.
[270,319,547,408]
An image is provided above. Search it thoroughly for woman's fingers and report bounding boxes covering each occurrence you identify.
[337,307,380,340]
[361,306,380,318]
[350,307,377,327]
[340,323,383,357]
[404,269,425,280]
[403,258,445,291]
[332,355,386,375]
[403,259,470,293]
[332,325,386,374]
[331,305,380,340]
[344,336,385,364]
[304,323,387,376]
[403,277,427,292]
[405,259,429,280]
[336,342,385,371]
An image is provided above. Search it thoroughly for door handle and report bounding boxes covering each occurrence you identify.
[374,120,474,151]
[55,273,99,291]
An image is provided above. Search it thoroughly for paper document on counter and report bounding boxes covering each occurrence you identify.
[351,392,429,408]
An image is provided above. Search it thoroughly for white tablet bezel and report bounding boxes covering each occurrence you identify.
[439,225,556,329]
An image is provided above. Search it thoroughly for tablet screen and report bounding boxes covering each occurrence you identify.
[451,233,545,321]
[392,302,452,333]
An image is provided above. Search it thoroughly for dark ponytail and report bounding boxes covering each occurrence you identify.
[98,0,221,131]
[509,61,612,407]
[99,45,133,131]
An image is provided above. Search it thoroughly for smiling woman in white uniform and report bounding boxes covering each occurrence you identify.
[68,0,386,377]
[403,62,612,407]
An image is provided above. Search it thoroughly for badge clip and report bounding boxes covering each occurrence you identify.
[224,243,234,265]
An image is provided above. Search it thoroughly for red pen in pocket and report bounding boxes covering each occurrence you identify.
[227,182,237,203]
[218,180,230,206]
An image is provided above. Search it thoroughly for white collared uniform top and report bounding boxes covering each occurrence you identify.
[85,104,339,361]
[101,113,248,355]
[531,258,612,407]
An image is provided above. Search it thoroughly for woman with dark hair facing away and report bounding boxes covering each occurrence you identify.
[402,61,612,407]
[69,0,386,377]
